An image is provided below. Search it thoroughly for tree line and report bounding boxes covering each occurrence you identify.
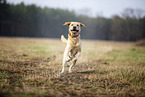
[0,0,145,41]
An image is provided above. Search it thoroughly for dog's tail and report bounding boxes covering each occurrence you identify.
[61,35,68,44]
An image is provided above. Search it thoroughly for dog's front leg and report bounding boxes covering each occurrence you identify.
[61,47,72,73]
[61,57,67,73]
[69,51,81,73]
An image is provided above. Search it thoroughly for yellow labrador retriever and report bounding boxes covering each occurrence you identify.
[61,22,86,73]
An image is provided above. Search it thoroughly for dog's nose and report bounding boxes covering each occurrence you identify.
[73,26,76,29]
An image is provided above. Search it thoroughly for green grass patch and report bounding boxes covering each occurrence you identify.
[99,45,145,66]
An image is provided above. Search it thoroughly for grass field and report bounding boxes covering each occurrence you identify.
[0,37,145,97]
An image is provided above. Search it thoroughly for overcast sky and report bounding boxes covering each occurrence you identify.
[7,0,145,17]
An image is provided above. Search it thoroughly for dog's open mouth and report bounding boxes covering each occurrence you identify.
[71,29,79,34]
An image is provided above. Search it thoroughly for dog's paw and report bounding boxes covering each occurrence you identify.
[68,70,72,73]
[61,71,64,74]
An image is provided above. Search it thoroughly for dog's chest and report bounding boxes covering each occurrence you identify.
[70,40,81,54]
[69,44,80,57]
[67,36,81,53]
[69,39,80,49]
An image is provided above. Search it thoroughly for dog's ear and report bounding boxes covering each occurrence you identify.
[63,22,71,26]
[80,23,86,28]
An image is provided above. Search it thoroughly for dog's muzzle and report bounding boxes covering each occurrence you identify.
[71,26,79,34]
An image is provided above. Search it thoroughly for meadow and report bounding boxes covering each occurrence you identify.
[0,37,145,97]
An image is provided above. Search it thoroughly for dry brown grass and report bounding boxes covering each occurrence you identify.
[0,37,145,97]
[136,39,145,46]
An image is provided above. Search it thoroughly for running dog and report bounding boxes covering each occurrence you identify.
[61,22,86,73]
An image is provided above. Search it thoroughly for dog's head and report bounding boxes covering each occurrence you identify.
[63,22,86,37]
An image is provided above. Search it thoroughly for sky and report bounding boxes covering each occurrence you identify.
[7,0,145,18]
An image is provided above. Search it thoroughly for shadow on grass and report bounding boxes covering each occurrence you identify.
[76,70,108,75]
[77,70,99,74]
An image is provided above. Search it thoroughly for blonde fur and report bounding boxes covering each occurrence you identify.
[61,35,68,44]
[61,22,86,73]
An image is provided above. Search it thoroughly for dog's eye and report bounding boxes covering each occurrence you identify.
[71,24,73,26]
[77,24,79,26]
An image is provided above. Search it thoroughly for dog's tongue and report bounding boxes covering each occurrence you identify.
[72,31,76,33]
